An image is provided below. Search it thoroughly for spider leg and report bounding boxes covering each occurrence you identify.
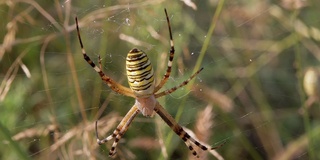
[96,105,140,156]
[154,102,224,158]
[155,67,203,98]
[98,55,103,71]
[75,17,135,98]
[155,9,175,92]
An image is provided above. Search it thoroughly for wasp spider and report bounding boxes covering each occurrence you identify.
[75,9,224,158]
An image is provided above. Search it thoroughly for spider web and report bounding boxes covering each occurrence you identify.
[1,0,318,160]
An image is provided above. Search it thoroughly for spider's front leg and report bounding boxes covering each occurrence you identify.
[96,105,140,156]
[154,102,224,158]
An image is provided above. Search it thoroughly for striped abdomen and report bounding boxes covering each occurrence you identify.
[126,48,155,97]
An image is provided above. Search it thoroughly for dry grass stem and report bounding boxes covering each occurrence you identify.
[192,84,233,112]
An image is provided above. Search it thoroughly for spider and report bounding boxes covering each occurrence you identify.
[75,9,224,158]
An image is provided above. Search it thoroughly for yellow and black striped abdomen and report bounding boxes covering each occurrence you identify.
[126,48,155,97]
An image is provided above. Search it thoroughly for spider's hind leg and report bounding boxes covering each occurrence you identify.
[75,17,135,98]
[154,9,176,92]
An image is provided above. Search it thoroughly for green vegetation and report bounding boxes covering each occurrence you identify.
[1,0,320,159]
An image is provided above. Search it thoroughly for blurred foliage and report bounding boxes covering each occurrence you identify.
[1,0,320,159]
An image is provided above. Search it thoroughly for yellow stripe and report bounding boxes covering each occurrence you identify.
[126,49,155,97]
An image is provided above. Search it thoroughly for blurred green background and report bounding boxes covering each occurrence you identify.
[1,0,320,159]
